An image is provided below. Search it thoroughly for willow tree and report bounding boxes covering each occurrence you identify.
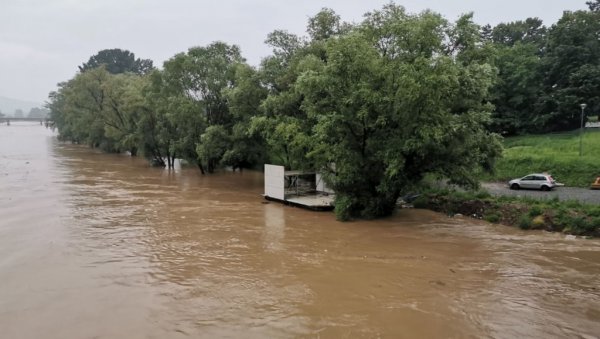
[158,42,244,173]
[251,8,351,170]
[48,67,114,150]
[297,5,502,220]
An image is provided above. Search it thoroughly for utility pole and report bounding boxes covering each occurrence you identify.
[580,103,587,156]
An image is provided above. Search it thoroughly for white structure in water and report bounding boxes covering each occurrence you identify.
[263,164,334,211]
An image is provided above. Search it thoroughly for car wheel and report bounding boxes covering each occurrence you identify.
[510,183,520,190]
[541,185,550,191]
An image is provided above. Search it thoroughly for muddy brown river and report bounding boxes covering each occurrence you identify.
[1,123,599,339]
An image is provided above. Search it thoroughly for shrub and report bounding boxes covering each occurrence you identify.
[568,216,591,235]
[586,207,600,217]
[528,205,543,217]
[334,195,354,221]
[531,215,545,229]
[519,214,533,230]
[565,200,582,209]
[412,196,430,209]
[484,212,501,223]
[475,190,491,199]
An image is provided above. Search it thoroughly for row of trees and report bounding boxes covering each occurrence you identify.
[487,0,600,134]
[49,2,598,219]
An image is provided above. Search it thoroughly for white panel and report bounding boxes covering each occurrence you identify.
[316,173,335,194]
[264,164,285,200]
[316,173,324,192]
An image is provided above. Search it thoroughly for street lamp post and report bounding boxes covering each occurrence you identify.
[580,103,587,156]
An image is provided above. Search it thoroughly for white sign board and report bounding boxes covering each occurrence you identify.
[264,164,285,200]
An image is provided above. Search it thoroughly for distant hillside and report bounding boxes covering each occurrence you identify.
[0,96,43,116]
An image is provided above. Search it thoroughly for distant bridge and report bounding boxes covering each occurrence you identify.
[0,117,52,126]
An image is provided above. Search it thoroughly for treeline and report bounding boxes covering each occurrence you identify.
[48,2,598,220]
[486,0,600,134]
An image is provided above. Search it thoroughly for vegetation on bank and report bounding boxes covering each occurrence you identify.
[480,130,600,187]
[48,1,600,221]
[413,189,600,237]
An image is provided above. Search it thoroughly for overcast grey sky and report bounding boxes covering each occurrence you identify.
[0,0,589,103]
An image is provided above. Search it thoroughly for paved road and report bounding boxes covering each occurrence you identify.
[482,182,600,204]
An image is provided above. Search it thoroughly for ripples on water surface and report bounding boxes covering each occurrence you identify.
[0,123,599,338]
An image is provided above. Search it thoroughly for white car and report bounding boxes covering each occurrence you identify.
[508,173,558,191]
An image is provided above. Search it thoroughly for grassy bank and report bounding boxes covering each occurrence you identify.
[482,129,600,187]
[413,189,600,237]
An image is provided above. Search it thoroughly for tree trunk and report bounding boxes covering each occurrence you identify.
[167,154,175,169]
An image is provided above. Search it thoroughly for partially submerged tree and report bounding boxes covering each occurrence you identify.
[297,5,502,220]
[158,42,245,172]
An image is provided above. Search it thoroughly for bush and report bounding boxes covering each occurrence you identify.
[475,190,491,199]
[519,214,533,230]
[528,205,543,217]
[484,212,501,223]
[586,207,600,217]
[334,195,354,221]
[531,215,545,229]
[568,216,591,235]
[412,195,430,209]
[565,200,582,209]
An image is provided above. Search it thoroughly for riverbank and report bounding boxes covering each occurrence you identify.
[413,189,600,237]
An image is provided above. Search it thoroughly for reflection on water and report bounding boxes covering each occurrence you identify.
[0,123,599,339]
[263,204,286,252]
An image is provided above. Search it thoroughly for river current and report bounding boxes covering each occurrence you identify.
[1,123,599,338]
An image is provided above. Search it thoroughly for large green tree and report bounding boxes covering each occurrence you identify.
[158,42,245,173]
[489,42,544,134]
[48,66,151,155]
[297,5,501,220]
[483,18,547,134]
[49,67,113,149]
[537,7,600,131]
[251,9,349,170]
[220,63,268,170]
[79,49,154,75]
[489,18,546,48]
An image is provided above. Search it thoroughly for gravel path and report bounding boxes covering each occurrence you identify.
[482,182,600,205]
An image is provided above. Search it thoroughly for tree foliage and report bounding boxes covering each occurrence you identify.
[295,5,501,219]
[537,8,600,131]
[79,48,154,75]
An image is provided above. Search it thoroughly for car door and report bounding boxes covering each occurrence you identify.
[533,176,546,189]
[521,175,535,189]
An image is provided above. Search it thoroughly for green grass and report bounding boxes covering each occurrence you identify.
[482,129,600,187]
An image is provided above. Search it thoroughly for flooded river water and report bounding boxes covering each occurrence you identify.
[1,123,599,339]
